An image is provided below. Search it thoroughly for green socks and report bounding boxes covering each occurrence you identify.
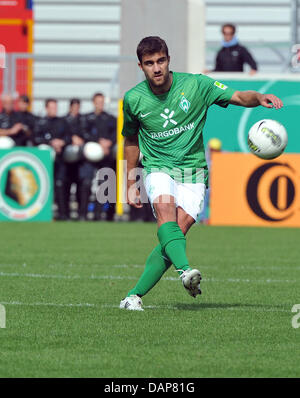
[127,244,172,297]
[126,222,190,298]
[157,221,190,274]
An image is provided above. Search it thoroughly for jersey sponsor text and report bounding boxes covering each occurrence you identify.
[150,122,195,139]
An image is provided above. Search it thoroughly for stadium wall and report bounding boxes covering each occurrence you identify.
[27,0,300,114]
[33,0,121,116]
[119,0,206,96]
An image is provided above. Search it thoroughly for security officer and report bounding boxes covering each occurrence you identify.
[0,94,28,145]
[16,95,36,146]
[63,98,86,220]
[82,93,117,221]
[34,98,71,220]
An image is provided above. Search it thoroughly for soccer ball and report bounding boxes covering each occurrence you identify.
[63,144,83,163]
[247,119,288,160]
[83,142,104,162]
[0,136,15,149]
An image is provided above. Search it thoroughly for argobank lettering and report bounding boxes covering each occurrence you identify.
[150,122,195,139]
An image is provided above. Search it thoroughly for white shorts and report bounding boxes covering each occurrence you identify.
[144,172,206,223]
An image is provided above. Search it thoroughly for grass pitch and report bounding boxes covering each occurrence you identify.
[0,221,299,378]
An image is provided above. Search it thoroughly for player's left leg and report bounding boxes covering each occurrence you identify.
[176,206,195,235]
[155,196,195,276]
[176,206,202,297]
[126,243,172,298]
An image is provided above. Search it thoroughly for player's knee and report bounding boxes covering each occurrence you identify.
[177,208,195,235]
[177,222,191,236]
[154,201,176,224]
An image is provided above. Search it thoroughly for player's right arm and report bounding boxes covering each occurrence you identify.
[124,134,143,208]
[122,93,143,208]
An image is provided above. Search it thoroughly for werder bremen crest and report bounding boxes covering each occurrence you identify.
[179,95,191,113]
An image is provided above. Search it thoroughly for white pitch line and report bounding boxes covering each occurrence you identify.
[113,264,300,271]
[0,301,95,308]
[0,271,298,284]
[0,271,138,281]
[0,301,290,313]
[2,263,300,271]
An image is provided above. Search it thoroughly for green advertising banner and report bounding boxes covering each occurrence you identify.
[0,148,53,221]
[204,75,300,153]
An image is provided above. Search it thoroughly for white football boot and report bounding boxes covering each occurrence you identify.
[119,295,144,311]
[180,268,202,298]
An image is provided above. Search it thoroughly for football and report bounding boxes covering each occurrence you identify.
[83,141,104,162]
[247,119,288,159]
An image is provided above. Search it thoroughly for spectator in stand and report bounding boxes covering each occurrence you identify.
[16,95,36,145]
[206,23,258,75]
[82,93,117,221]
[0,94,28,146]
[34,98,71,220]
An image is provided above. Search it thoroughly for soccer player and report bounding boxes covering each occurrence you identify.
[120,36,283,311]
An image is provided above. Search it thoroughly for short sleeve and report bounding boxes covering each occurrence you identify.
[198,74,236,108]
[121,93,140,137]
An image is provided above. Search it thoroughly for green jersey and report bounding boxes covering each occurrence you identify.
[122,72,235,185]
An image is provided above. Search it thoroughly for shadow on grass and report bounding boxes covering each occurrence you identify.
[173,302,285,311]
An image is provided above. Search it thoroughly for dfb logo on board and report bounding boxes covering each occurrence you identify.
[246,162,296,222]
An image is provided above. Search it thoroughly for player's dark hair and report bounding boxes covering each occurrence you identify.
[137,36,169,63]
[45,98,57,107]
[222,23,236,35]
[70,98,80,106]
[19,94,30,104]
[92,92,104,101]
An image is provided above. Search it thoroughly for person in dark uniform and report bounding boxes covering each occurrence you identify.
[206,23,257,75]
[63,98,86,220]
[33,98,71,220]
[0,94,28,145]
[83,93,117,221]
[16,95,36,146]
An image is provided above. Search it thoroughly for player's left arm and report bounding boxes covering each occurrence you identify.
[229,91,283,109]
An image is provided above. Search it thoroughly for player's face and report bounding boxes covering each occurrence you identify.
[139,52,170,88]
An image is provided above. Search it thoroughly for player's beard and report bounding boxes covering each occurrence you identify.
[147,70,171,91]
